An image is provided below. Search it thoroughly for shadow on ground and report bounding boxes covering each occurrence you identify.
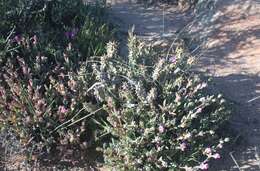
[192,0,260,170]
[208,73,260,171]
[193,0,260,72]
[108,0,193,39]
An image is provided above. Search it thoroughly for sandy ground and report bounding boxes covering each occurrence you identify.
[107,0,260,170]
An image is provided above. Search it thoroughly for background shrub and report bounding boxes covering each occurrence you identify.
[0,0,85,33]
[0,0,113,56]
[76,15,115,57]
[0,0,113,159]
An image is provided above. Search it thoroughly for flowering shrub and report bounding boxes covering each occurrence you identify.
[0,0,113,160]
[93,33,230,170]
[0,36,106,155]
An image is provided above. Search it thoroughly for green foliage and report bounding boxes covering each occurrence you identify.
[94,33,230,170]
[0,0,84,34]
[0,0,113,57]
[76,16,115,57]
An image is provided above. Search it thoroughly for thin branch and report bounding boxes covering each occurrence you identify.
[51,107,87,133]
[87,82,104,92]
[65,107,103,128]
[229,152,242,171]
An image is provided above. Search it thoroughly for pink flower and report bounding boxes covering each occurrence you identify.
[32,35,37,45]
[158,125,165,133]
[58,106,68,114]
[14,35,22,43]
[0,88,5,97]
[29,79,33,87]
[217,144,223,149]
[212,153,221,159]
[199,163,209,170]
[204,148,212,155]
[196,107,202,113]
[22,65,29,75]
[169,56,177,63]
[175,93,181,102]
[68,79,77,91]
[180,142,187,151]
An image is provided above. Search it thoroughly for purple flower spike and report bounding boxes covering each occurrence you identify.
[70,32,76,39]
[71,28,79,39]
[65,28,79,39]
[65,31,71,39]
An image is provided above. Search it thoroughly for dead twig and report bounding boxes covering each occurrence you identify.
[229,152,242,171]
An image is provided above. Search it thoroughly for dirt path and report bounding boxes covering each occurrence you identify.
[108,0,260,170]
[108,0,194,45]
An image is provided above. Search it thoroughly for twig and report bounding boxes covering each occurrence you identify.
[254,146,260,170]
[248,96,260,103]
[165,14,199,61]
[229,152,242,171]
[51,107,87,133]
[5,27,16,42]
[65,107,103,128]
[87,82,104,92]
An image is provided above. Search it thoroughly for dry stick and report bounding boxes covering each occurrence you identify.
[190,41,205,55]
[6,27,16,42]
[165,15,198,60]
[51,107,87,133]
[254,146,260,170]
[65,108,103,128]
[229,152,242,171]
[163,5,165,36]
[248,96,260,103]
[87,82,104,92]
[166,7,211,61]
